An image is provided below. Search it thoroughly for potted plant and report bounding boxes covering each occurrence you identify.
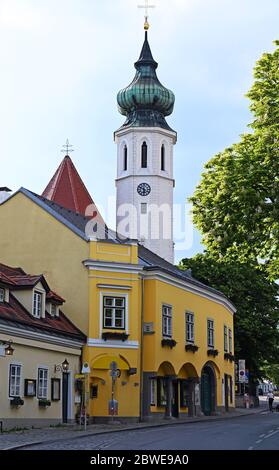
[161,338,177,349]
[224,352,235,362]
[185,344,199,353]
[38,399,51,408]
[207,349,219,357]
[10,397,24,407]
[102,332,129,342]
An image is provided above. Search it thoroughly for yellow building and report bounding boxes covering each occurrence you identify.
[0,187,235,422]
[0,25,236,423]
[0,263,85,429]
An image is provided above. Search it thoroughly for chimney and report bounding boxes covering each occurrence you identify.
[0,187,12,204]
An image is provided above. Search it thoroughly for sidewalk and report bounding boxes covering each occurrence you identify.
[0,405,267,450]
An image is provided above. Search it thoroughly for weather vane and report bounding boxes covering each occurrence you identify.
[61,139,74,156]
[138,0,156,30]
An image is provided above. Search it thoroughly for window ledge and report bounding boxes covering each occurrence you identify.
[161,338,177,349]
[102,332,129,342]
[10,397,24,407]
[224,352,235,362]
[38,399,51,408]
[185,344,199,353]
[207,349,219,357]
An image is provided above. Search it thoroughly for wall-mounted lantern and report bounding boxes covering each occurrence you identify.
[54,358,69,373]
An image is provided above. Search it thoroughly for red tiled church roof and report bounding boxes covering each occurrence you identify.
[42,155,104,219]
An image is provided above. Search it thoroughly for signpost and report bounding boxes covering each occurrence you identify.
[238,360,245,383]
[109,362,119,422]
[80,363,91,431]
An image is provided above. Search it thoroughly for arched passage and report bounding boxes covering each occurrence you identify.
[178,363,199,417]
[201,362,217,416]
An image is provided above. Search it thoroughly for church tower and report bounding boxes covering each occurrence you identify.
[115,25,177,263]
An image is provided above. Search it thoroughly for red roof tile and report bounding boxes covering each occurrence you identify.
[42,156,104,219]
[0,263,84,340]
[0,264,47,289]
[46,290,65,304]
[0,293,84,339]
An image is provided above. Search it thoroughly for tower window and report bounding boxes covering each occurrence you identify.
[141,142,148,168]
[161,145,165,171]
[123,145,128,171]
[141,203,147,214]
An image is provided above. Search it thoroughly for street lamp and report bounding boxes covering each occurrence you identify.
[54,358,69,373]
[5,342,14,356]
[0,341,14,357]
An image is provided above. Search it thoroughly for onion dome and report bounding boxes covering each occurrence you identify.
[117,31,175,132]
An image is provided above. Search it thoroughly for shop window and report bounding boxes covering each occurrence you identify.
[150,378,156,406]
[157,377,167,407]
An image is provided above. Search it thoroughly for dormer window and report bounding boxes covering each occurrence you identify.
[33,291,43,318]
[51,304,59,317]
[0,288,5,303]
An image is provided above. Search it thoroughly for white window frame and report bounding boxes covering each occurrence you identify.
[0,287,5,303]
[207,319,215,348]
[150,378,156,406]
[162,304,172,338]
[33,290,43,318]
[224,325,228,352]
[229,328,233,354]
[103,296,126,330]
[186,311,195,343]
[9,364,22,397]
[37,368,48,399]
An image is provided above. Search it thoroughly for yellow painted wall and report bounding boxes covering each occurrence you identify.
[143,278,235,409]
[84,240,142,418]
[0,334,82,424]
[0,193,89,333]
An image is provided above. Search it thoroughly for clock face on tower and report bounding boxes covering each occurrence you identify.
[137,183,151,197]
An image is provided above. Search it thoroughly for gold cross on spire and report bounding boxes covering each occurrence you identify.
[138,0,156,30]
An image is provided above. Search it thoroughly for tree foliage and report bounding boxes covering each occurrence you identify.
[179,255,279,380]
[190,41,279,280]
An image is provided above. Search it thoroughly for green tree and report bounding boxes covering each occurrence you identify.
[179,255,279,381]
[190,41,279,280]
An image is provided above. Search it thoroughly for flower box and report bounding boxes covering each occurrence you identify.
[224,352,235,362]
[10,397,24,407]
[161,338,177,349]
[207,349,219,357]
[102,332,129,342]
[185,344,199,353]
[38,399,51,408]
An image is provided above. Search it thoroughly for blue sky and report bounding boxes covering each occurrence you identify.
[0,0,278,262]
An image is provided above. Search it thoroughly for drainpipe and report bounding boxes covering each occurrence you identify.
[139,275,145,422]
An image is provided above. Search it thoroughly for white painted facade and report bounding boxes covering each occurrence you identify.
[115,126,177,263]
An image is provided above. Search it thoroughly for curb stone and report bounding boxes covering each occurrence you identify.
[1,407,267,450]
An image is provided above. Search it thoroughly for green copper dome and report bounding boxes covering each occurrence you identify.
[117,32,175,131]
